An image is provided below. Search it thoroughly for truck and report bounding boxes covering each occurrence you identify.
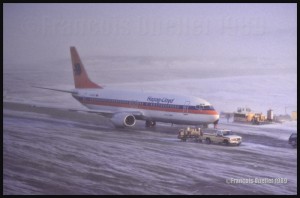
[178,127,242,146]
[200,128,242,145]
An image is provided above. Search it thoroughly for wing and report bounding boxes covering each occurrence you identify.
[33,86,144,119]
[68,108,144,119]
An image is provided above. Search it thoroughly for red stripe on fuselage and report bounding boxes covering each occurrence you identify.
[75,96,218,115]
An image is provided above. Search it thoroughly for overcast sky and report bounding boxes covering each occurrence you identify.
[3,3,297,65]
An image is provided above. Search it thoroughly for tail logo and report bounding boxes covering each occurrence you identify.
[74,63,82,75]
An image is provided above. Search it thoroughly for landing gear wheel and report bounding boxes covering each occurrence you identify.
[145,120,156,128]
[224,140,229,146]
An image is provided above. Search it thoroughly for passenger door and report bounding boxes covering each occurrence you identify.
[183,101,190,115]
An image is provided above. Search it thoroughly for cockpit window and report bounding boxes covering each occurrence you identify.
[203,105,214,110]
[195,105,215,110]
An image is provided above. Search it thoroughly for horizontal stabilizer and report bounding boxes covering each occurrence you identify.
[32,86,77,94]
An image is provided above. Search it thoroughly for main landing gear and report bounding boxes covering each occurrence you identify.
[145,120,156,128]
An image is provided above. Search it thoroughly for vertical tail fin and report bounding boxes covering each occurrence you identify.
[70,46,102,89]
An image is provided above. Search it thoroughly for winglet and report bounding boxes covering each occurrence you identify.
[70,47,102,89]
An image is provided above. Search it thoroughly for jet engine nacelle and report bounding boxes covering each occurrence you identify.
[110,112,136,127]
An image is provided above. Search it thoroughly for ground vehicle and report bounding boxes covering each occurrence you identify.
[288,133,297,148]
[177,127,202,142]
[178,127,242,146]
[201,129,242,145]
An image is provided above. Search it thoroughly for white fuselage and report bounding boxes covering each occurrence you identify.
[72,88,219,125]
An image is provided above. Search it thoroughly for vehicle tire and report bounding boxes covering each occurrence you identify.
[224,140,229,146]
[291,141,297,148]
[205,138,211,144]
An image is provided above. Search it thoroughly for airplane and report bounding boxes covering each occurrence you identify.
[34,47,219,128]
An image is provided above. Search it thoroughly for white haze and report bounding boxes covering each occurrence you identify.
[3,3,297,115]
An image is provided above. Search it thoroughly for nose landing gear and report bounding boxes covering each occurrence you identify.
[213,119,219,129]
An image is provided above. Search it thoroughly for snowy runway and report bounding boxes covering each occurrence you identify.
[3,102,297,194]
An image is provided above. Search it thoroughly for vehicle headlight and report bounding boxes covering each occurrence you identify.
[230,138,241,142]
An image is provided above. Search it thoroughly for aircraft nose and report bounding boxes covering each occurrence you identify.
[212,112,220,122]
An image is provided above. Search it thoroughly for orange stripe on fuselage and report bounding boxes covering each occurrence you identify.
[75,96,218,115]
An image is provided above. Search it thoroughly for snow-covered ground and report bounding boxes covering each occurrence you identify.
[3,106,298,195]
